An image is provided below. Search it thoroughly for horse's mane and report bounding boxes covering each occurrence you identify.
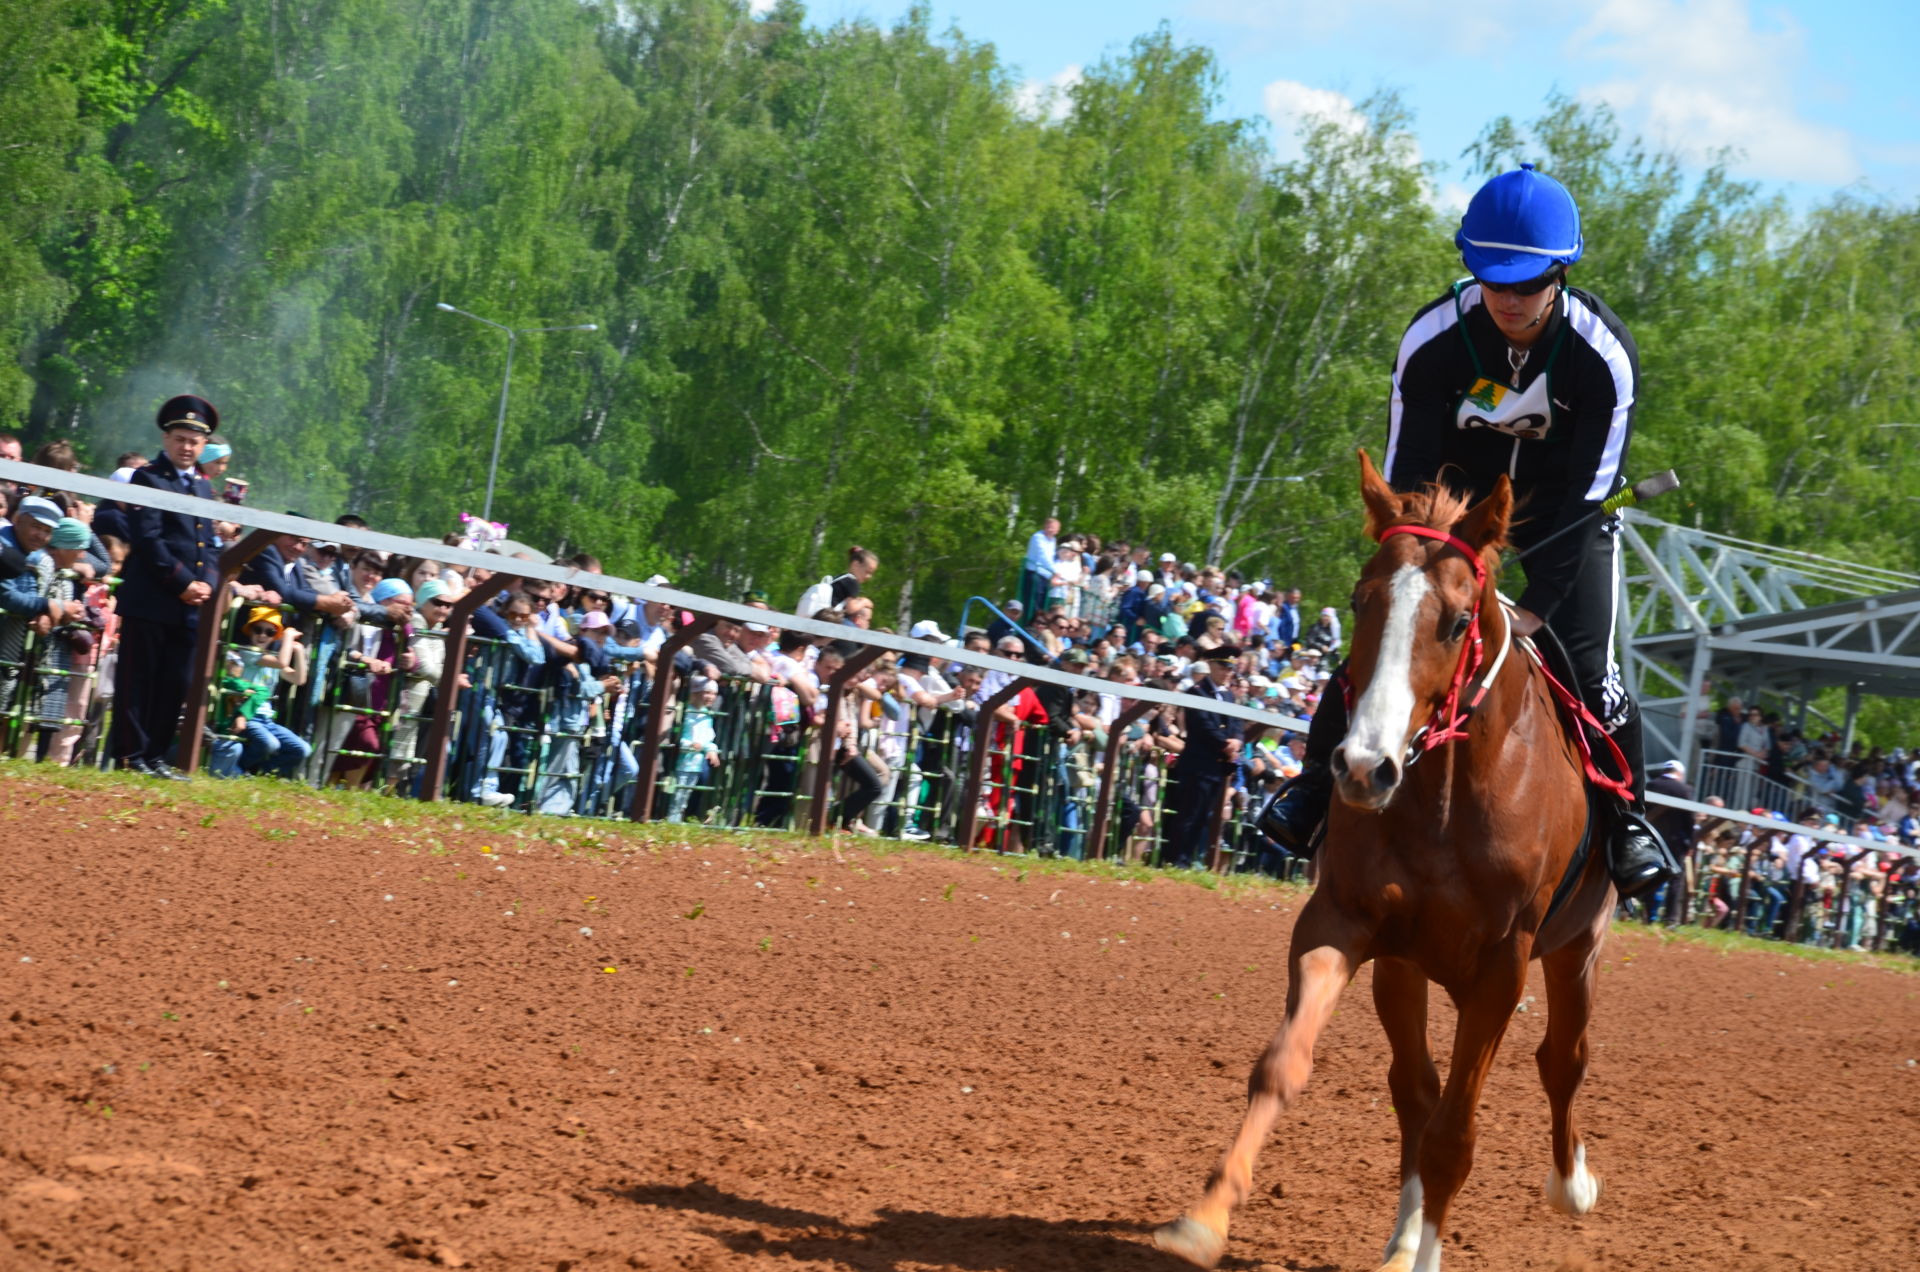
[1396,483,1472,534]
[1395,477,1510,566]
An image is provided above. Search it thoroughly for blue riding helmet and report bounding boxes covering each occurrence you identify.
[1455,162,1584,283]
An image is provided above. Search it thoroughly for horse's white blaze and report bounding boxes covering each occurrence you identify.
[1410,1219,1442,1272]
[1344,564,1431,778]
[1382,1175,1424,1263]
[1544,1141,1601,1215]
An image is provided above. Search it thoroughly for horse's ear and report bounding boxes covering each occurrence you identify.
[1457,473,1513,553]
[1357,448,1401,540]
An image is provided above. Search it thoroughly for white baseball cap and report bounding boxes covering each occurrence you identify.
[910,618,951,643]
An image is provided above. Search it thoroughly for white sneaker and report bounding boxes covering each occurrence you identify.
[477,791,514,808]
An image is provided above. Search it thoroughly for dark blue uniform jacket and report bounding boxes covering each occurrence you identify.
[116,455,218,626]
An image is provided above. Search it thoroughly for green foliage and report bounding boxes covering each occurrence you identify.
[2,4,1917,638]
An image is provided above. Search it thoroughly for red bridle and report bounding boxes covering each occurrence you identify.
[1374,524,1495,756]
[1366,521,1634,798]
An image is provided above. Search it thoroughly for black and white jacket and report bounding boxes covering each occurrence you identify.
[1384,282,1638,622]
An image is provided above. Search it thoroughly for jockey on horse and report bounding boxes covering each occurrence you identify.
[1265,162,1678,900]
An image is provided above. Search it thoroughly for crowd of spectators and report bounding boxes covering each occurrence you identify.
[1636,767,1920,955]
[1688,685,1918,833]
[1,429,1917,951]
[0,446,1342,870]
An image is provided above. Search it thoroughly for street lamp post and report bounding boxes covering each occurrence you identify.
[435,302,597,522]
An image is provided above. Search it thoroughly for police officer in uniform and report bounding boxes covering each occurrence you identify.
[111,395,221,779]
[1167,647,1244,869]
[1261,165,1677,899]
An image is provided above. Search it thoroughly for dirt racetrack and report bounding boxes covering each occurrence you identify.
[2,775,1917,1272]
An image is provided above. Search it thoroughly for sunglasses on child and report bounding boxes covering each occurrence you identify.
[1476,268,1562,297]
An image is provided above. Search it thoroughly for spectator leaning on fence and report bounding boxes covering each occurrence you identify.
[331,577,414,790]
[32,517,103,764]
[0,504,88,721]
[386,578,464,791]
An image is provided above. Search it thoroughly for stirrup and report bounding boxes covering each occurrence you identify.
[1608,807,1677,901]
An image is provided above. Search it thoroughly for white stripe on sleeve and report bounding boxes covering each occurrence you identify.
[1563,293,1635,501]
[1385,290,1469,484]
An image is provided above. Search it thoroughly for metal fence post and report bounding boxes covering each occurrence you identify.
[627,614,718,822]
[1086,699,1154,860]
[954,676,1032,851]
[419,572,514,801]
[177,529,277,774]
[1733,845,1755,935]
[806,645,888,836]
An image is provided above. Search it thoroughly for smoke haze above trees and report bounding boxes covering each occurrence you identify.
[6,0,1918,625]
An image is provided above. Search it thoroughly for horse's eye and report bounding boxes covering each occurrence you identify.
[1449,613,1473,641]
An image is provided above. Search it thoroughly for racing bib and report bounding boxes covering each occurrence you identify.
[1455,370,1553,440]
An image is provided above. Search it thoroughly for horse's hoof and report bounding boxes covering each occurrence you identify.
[1152,1214,1227,1268]
[1544,1144,1602,1216]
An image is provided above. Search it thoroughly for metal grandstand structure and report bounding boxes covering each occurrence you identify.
[1618,508,1920,773]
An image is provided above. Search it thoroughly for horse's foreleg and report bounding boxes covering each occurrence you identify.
[1153,901,1368,1268]
[1407,945,1530,1272]
[1372,957,1438,1272]
[1537,932,1603,1216]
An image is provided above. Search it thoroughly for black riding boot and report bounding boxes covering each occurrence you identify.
[1256,674,1344,858]
[1606,707,1680,900]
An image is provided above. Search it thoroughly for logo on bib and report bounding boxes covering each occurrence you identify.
[1463,378,1506,412]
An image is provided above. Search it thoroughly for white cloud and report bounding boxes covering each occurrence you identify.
[1428,180,1474,216]
[1565,0,1860,183]
[748,0,778,15]
[1013,64,1082,123]
[1261,80,1368,165]
[1200,0,1863,187]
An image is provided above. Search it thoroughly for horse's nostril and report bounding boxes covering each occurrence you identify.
[1331,745,1349,776]
[1370,758,1399,793]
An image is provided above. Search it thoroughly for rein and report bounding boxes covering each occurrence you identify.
[1375,523,1507,763]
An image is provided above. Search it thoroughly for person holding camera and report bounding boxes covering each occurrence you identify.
[32,519,104,764]
[1,501,91,726]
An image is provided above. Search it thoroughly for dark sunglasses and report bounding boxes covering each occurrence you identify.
[1476,268,1562,297]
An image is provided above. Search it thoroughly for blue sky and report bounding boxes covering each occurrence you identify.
[787,0,1920,206]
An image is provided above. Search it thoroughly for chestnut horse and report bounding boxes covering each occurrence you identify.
[1154,451,1614,1271]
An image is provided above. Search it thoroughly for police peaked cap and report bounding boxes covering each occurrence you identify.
[157,394,220,435]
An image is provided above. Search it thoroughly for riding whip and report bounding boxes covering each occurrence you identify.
[1511,469,1679,563]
